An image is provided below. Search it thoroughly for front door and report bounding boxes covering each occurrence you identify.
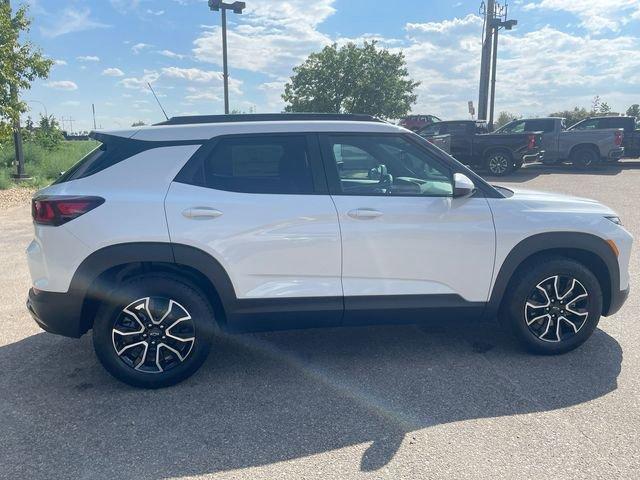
[320,133,496,324]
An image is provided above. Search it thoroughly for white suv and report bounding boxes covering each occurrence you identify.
[26,114,632,389]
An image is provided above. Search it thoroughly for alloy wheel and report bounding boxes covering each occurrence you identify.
[112,297,196,373]
[488,154,510,175]
[524,275,590,343]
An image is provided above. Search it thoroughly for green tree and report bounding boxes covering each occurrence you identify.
[495,111,520,129]
[283,41,420,119]
[34,114,64,150]
[0,2,53,123]
[131,121,147,127]
[626,104,640,120]
[548,106,591,127]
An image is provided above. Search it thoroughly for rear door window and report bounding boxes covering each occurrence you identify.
[201,135,316,194]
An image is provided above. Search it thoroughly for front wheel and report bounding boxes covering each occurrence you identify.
[501,257,603,355]
[93,274,215,388]
[485,151,514,176]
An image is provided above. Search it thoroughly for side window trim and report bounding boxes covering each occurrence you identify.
[318,132,455,198]
[173,133,329,195]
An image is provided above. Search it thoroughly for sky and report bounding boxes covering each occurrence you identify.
[17,0,640,132]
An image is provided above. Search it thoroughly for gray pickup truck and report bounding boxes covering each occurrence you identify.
[494,117,624,167]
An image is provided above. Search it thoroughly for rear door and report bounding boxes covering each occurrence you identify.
[320,133,495,324]
[165,133,343,327]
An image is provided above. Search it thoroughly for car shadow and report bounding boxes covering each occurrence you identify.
[0,320,622,479]
[483,159,640,183]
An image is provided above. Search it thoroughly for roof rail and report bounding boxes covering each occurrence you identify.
[154,113,384,126]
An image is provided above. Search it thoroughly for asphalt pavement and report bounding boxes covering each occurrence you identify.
[1,160,639,479]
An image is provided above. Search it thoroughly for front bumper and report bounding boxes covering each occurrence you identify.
[27,288,85,338]
[605,286,630,317]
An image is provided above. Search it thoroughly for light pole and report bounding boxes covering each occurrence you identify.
[208,0,246,114]
[27,100,48,118]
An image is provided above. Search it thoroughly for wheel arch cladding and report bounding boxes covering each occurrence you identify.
[487,232,619,319]
[73,243,233,334]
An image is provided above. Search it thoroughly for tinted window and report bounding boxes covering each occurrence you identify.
[499,120,526,134]
[524,119,555,133]
[326,135,453,197]
[448,123,470,134]
[419,123,446,136]
[571,119,599,130]
[202,135,314,194]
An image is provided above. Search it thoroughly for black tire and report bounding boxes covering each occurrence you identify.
[93,274,215,389]
[570,147,599,169]
[485,150,514,176]
[501,256,603,355]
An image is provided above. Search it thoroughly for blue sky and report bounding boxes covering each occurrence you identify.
[20,0,640,131]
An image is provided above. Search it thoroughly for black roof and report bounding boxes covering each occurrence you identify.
[155,113,383,126]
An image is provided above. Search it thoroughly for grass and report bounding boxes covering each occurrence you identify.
[0,140,99,190]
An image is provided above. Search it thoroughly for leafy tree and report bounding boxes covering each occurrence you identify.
[548,106,591,127]
[34,114,64,150]
[283,41,420,119]
[495,111,520,129]
[131,121,147,127]
[626,104,640,120]
[0,2,53,123]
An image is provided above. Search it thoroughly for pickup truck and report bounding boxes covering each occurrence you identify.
[417,120,542,176]
[568,116,640,158]
[494,117,625,167]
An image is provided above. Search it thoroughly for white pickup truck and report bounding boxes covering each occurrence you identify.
[494,117,625,167]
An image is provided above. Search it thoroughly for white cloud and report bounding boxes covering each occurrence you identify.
[45,81,79,91]
[102,68,125,77]
[524,0,640,33]
[193,0,336,77]
[158,50,186,59]
[40,8,110,38]
[161,67,222,83]
[77,55,100,62]
[147,9,165,16]
[132,43,153,54]
[53,59,67,67]
[61,100,81,107]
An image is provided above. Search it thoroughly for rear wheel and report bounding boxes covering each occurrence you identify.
[485,150,514,176]
[501,257,603,355]
[93,274,215,388]
[570,147,599,169]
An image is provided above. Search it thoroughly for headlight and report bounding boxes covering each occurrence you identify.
[605,216,623,226]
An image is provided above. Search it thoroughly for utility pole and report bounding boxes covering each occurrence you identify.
[92,104,97,130]
[208,0,246,114]
[477,0,495,123]
[477,1,517,130]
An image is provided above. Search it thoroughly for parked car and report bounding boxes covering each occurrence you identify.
[417,120,543,176]
[494,117,625,167]
[27,113,631,388]
[399,114,441,132]
[568,116,640,159]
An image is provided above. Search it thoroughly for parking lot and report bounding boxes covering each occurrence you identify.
[1,161,639,480]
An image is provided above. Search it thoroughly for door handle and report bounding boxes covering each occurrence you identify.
[182,207,223,219]
[347,208,384,220]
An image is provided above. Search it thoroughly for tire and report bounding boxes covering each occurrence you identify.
[570,147,599,169]
[93,274,215,389]
[501,256,603,355]
[485,150,514,176]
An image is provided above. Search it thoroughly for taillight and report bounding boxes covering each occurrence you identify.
[615,130,624,146]
[32,196,104,226]
[527,134,537,150]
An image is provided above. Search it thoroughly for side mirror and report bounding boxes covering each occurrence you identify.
[453,173,476,198]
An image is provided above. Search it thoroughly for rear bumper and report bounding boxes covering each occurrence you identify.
[522,150,544,164]
[605,286,630,317]
[27,288,85,338]
[608,147,625,160]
